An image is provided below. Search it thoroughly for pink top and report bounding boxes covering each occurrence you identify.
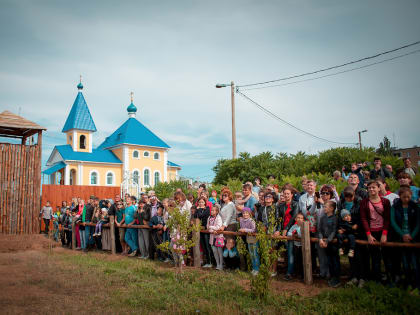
[368,200,384,232]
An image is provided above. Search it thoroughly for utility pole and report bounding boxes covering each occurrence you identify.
[216,81,237,159]
[230,81,237,159]
[358,130,367,150]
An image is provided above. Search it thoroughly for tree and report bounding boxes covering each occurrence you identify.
[377,136,393,156]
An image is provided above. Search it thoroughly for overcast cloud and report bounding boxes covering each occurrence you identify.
[1,0,419,181]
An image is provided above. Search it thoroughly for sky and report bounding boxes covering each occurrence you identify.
[1,0,420,182]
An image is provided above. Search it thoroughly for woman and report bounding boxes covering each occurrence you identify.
[74,199,84,250]
[397,172,419,202]
[174,191,192,218]
[194,196,212,267]
[100,200,111,251]
[218,189,237,239]
[360,180,391,283]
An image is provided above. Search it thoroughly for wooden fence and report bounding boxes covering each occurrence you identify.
[72,218,420,285]
[0,143,41,234]
[40,184,120,232]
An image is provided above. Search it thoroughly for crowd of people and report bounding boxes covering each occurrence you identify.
[39,156,420,289]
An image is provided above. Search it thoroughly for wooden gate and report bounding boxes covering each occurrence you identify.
[0,143,42,234]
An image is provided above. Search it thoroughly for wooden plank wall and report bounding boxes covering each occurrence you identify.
[0,143,41,234]
[41,184,120,213]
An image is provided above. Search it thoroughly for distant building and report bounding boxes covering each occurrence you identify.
[392,146,420,167]
[43,80,181,190]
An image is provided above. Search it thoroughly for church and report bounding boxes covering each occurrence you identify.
[43,80,181,191]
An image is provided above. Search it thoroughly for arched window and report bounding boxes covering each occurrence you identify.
[133,150,139,159]
[106,172,114,185]
[153,152,160,160]
[90,171,98,185]
[144,169,150,186]
[80,135,86,149]
[70,169,76,185]
[133,170,139,184]
[143,151,150,158]
[154,171,160,185]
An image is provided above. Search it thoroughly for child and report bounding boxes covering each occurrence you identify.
[95,201,110,237]
[223,238,240,270]
[238,207,259,275]
[149,204,166,261]
[194,197,212,268]
[337,209,356,258]
[207,204,224,270]
[318,200,340,287]
[391,185,420,289]
[92,208,102,236]
[234,191,244,218]
[284,212,304,281]
[209,190,219,206]
[52,208,60,241]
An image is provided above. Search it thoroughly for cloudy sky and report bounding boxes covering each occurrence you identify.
[1,0,420,181]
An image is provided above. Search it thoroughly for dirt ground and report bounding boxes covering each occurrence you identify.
[0,234,328,314]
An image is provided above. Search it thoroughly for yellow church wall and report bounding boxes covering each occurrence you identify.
[167,168,178,181]
[82,163,122,186]
[112,147,123,162]
[128,146,166,186]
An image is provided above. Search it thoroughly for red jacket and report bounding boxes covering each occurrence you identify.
[359,197,390,236]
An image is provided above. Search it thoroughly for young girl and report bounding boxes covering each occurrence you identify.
[390,185,420,289]
[239,207,259,275]
[360,180,391,283]
[318,200,340,287]
[209,190,219,206]
[207,204,224,270]
[92,208,102,236]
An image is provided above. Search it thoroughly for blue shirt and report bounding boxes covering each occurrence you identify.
[244,195,258,212]
[344,201,353,211]
[124,205,136,224]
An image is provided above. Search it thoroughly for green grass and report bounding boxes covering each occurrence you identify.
[56,252,420,314]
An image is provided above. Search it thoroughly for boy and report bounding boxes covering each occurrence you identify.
[318,200,340,287]
[337,210,356,258]
[149,204,166,261]
[284,212,304,281]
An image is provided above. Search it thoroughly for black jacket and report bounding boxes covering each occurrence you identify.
[194,206,210,228]
[85,203,94,222]
[337,198,361,235]
[256,204,279,231]
[317,214,337,243]
[137,204,151,225]
[370,167,393,180]
[277,201,299,231]
[340,186,368,202]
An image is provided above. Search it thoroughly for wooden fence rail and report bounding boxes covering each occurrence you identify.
[69,217,420,285]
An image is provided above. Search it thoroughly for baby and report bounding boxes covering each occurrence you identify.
[337,209,356,258]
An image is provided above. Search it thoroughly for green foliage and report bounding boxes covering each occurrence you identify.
[386,177,400,193]
[377,136,393,156]
[157,205,200,275]
[146,180,189,200]
[412,173,420,187]
[212,147,403,185]
[237,211,285,300]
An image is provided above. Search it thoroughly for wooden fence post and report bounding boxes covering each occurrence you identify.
[301,220,313,285]
[193,218,201,268]
[109,215,116,255]
[72,220,76,250]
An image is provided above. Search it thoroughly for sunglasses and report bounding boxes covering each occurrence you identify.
[320,192,330,195]
[222,194,228,197]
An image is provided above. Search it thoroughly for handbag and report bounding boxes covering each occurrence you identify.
[215,236,225,247]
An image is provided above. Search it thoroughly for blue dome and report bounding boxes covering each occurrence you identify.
[77,82,83,90]
[127,102,137,113]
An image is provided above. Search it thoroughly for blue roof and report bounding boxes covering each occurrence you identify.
[167,160,181,167]
[62,92,97,132]
[98,117,170,149]
[42,161,66,175]
[55,144,122,164]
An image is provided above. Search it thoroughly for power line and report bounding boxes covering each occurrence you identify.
[241,49,420,91]
[237,40,420,88]
[237,90,358,145]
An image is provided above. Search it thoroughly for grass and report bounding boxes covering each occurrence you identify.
[52,251,420,314]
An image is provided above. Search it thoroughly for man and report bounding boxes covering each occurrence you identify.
[341,174,368,201]
[82,196,97,251]
[385,165,393,175]
[108,194,122,252]
[369,157,393,180]
[123,196,139,257]
[342,163,366,188]
[242,183,257,215]
[298,180,317,218]
[40,201,53,234]
[150,195,162,218]
[403,158,417,178]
